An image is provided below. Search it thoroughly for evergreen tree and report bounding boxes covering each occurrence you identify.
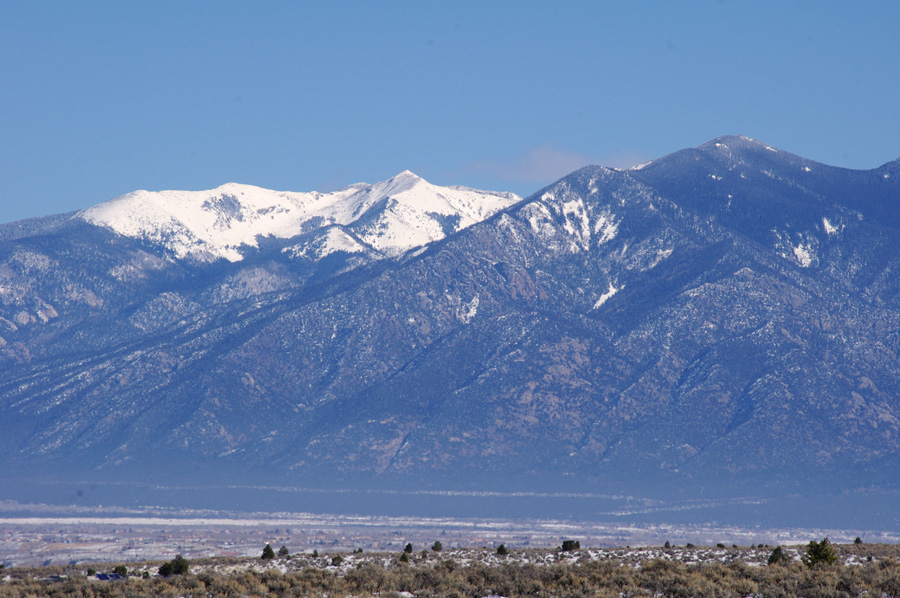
[158,555,189,577]
[802,537,838,567]
[262,543,276,560]
[432,541,442,552]
[497,544,509,556]
[278,545,290,557]
[767,546,787,566]
[172,555,189,575]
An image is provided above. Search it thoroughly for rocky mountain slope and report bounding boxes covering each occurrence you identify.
[1,137,899,509]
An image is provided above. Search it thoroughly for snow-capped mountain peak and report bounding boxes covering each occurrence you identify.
[79,173,521,262]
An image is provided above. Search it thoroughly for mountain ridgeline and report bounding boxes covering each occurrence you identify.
[1,136,899,513]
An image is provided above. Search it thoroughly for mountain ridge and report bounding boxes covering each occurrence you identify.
[78,172,521,262]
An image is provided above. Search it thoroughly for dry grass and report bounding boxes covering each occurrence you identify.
[1,543,899,597]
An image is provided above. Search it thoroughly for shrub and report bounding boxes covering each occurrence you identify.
[767,546,788,565]
[159,554,189,576]
[802,537,838,567]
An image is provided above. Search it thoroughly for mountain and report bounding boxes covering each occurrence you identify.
[80,171,520,262]
[2,138,899,525]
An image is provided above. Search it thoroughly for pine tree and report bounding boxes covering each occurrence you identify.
[802,537,838,567]
[172,555,189,575]
[158,555,189,576]
[262,543,276,560]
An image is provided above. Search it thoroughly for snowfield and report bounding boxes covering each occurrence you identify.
[79,172,520,262]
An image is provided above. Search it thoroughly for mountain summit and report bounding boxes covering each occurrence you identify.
[79,173,520,262]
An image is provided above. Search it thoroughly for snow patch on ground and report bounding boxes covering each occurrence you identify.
[592,282,620,310]
[522,202,556,239]
[561,199,591,250]
[648,248,673,269]
[283,228,368,260]
[792,243,813,267]
[446,294,480,324]
[593,211,618,245]
[460,296,479,324]
[822,218,842,236]
[774,230,817,268]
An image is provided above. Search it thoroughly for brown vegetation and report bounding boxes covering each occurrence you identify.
[1,544,899,598]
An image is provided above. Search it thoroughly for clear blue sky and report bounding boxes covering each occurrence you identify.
[2,1,898,223]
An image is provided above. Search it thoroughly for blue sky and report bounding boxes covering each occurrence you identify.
[2,1,898,223]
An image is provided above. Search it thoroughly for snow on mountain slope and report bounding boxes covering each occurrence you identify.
[282,226,371,261]
[79,172,520,262]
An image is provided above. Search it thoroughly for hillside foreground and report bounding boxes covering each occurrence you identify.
[2,542,900,598]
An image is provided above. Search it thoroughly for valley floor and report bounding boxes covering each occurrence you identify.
[3,509,900,568]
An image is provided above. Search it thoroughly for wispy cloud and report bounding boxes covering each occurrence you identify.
[463,145,649,185]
